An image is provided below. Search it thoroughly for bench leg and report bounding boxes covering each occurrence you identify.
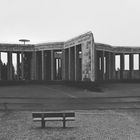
[41,120,45,128]
[63,120,66,128]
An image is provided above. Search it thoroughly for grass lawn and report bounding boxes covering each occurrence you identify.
[0,83,140,139]
[0,109,140,140]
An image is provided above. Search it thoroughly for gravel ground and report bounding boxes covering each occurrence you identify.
[0,110,140,140]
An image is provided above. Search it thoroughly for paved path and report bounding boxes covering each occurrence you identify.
[1,97,140,110]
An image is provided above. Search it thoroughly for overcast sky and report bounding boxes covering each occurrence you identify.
[0,0,140,46]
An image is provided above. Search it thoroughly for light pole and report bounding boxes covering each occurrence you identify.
[19,39,30,45]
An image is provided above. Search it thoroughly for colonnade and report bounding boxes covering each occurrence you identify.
[96,51,115,81]
[118,53,140,80]
[0,50,58,81]
[62,45,82,81]
[31,50,62,81]
[96,50,140,81]
[1,48,140,81]
[0,52,27,80]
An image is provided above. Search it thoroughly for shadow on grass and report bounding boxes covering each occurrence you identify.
[32,126,76,131]
[0,80,103,92]
[64,81,102,92]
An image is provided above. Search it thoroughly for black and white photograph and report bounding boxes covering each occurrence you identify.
[0,0,140,139]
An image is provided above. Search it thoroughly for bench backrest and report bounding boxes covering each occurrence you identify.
[32,112,75,118]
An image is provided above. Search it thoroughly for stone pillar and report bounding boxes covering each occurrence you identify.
[41,51,44,80]
[105,52,109,80]
[17,53,20,80]
[30,51,36,80]
[34,51,37,80]
[68,47,75,81]
[139,54,140,79]
[74,46,81,81]
[129,53,133,79]
[111,53,116,80]
[0,52,1,80]
[62,49,65,80]
[74,46,78,81]
[70,47,75,80]
[65,49,69,80]
[44,51,47,80]
[96,52,100,81]
[106,52,112,80]
[139,54,140,71]
[21,52,24,80]
[108,52,112,80]
[51,50,54,80]
[36,52,39,80]
[101,51,105,80]
[30,52,33,80]
[68,48,71,80]
[7,52,13,80]
[120,53,124,80]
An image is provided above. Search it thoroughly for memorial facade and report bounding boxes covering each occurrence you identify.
[0,31,140,81]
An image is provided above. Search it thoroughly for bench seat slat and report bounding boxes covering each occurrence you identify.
[32,112,75,118]
[33,117,75,121]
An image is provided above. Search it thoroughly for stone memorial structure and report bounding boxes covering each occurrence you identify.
[0,31,140,81]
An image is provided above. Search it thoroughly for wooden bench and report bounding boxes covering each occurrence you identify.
[32,112,75,128]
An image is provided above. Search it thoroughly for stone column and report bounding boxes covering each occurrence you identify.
[34,51,37,80]
[68,48,71,80]
[96,52,100,81]
[51,50,54,80]
[106,52,112,80]
[108,52,112,80]
[70,47,75,80]
[74,46,81,81]
[44,51,47,80]
[101,51,105,80]
[36,52,39,80]
[30,52,34,80]
[62,49,65,80]
[111,53,116,80]
[17,53,20,80]
[7,52,13,80]
[129,53,133,79]
[30,51,36,80]
[139,54,140,79]
[41,51,44,80]
[74,46,77,81]
[139,53,140,71]
[120,53,124,80]
[105,52,109,80]
[21,52,24,80]
[139,54,140,70]
[65,49,69,80]
[0,52,1,80]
